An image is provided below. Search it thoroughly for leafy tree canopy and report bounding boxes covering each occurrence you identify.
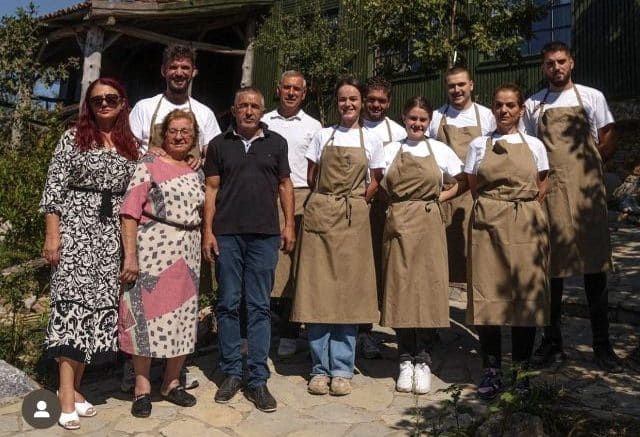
[345,0,548,75]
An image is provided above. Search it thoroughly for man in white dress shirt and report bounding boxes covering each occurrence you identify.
[262,71,322,358]
[523,41,619,373]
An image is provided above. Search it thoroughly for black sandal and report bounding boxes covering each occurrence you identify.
[163,386,196,407]
[131,393,152,417]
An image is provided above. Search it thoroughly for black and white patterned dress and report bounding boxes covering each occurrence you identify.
[40,129,137,364]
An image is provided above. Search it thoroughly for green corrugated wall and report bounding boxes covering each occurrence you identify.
[254,0,639,122]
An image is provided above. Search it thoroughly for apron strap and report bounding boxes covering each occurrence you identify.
[440,105,450,127]
[148,95,165,147]
[473,103,482,130]
[384,118,393,143]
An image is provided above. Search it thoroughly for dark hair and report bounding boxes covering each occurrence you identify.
[365,75,391,97]
[160,109,199,150]
[334,75,364,98]
[541,41,572,57]
[402,96,433,119]
[492,83,525,107]
[446,65,472,81]
[162,44,196,67]
[76,77,138,161]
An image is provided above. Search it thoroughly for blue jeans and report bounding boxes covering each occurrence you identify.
[215,234,280,388]
[307,323,357,378]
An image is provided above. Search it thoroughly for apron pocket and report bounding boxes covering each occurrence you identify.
[303,194,344,234]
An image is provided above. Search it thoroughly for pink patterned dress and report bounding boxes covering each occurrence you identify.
[118,155,204,358]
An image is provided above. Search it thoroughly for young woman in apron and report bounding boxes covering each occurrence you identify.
[380,97,464,394]
[465,84,550,400]
[292,77,384,396]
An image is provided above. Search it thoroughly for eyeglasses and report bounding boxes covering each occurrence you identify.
[167,128,194,137]
[89,94,121,107]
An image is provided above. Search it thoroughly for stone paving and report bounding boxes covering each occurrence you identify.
[1,221,639,436]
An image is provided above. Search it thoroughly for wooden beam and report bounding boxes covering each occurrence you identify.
[240,18,256,87]
[108,24,245,56]
[80,26,104,105]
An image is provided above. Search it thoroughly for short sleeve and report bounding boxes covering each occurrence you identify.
[481,110,497,135]
[203,140,220,177]
[278,139,291,177]
[120,161,151,220]
[129,103,146,147]
[39,130,75,215]
[305,130,323,163]
[528,137,550,172]
[367,134,385,169]
[464,137,486,174]
[590,90,615,130]
[201,109,222,145]
[438,146,464,177]
[522,99,539,137]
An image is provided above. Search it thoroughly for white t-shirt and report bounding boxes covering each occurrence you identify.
[384,138,463,183]
[428,103,496,138]
[306,125,385,169]
[464,132,549,175]
[523,84,614,143]
[129,93,221,154]
[262,109,322,188]
[362,117,406,144]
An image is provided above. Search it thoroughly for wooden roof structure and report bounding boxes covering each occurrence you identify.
[40,0,274,120]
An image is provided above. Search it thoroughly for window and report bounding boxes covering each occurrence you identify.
[372,44,423,76]
[521,0,571,56]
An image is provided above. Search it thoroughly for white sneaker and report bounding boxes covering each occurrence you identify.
[413,362,432,394]
[396,361,414,393]
[277,338,297,358]
[120,359,135,393]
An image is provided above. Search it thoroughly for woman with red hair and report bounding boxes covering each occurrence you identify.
[40,77,139,430]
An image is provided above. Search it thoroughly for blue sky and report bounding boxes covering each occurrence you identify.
[0,0,79,17]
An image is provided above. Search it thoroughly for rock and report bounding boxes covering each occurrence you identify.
[604,172,623,203]
[613,175,640,212]
[475,412,543,437]
[160,419,232,437]
[0,360,40,403]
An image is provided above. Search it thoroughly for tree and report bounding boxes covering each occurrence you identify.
[345,0,548,75]
[0,3,77,151]
[252,0,357,125]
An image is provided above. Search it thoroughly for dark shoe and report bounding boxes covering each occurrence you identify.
[532,337,566,368]
[245,384,277,412]
[594,345,624,373]
[131,393,152,418]
[214,376,243,404]
[163,386,196,407]
[477,368,502,401]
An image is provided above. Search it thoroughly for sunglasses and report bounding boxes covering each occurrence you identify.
[89,94,121,107]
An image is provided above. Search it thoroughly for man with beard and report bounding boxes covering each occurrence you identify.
[203,87,295,412]
[261,71,321,358]
[359,76,406,359]
[523,41,619,372]
[428,66,495,285]
[130,44,221,157]
[122,44,221,392]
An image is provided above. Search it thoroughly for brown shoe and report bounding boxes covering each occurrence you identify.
[330,377,351,396]
[307,375,330,395]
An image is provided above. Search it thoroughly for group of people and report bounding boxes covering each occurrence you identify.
[40,40,619,429]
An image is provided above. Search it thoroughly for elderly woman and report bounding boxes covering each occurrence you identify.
[466,83,550,400]
[380,96,464,395]
[41,77,139,430]
[292,76,384,396]
[119,109,204,417]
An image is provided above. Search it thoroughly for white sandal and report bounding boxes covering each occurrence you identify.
[58,410,80,430]
[74,399,97,417]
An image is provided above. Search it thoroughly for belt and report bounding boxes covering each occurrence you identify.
[392,198,443,222]
[141,210,201,231]
[68,185,125,221]
[315,192,364,227]
[478,194,538,219]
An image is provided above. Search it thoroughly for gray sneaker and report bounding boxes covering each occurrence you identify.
[180,367,199,390]
[120,359,135,393]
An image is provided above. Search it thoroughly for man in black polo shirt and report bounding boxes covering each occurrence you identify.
[203,87,295,412]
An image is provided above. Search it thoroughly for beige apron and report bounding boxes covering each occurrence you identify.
[370,118,395,306]
[381,139,450,328]
[436,104,481,283]
[537,86,611,278]
[467,132,550,326]
[149,95,201,158]
[272,187,311,298]
[292,127,378,323]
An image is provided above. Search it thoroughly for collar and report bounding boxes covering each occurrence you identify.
[224,121,271,139]
[270,109,304,121]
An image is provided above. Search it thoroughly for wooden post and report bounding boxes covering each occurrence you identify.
[80,26,105,105]
[240,18,256,88]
